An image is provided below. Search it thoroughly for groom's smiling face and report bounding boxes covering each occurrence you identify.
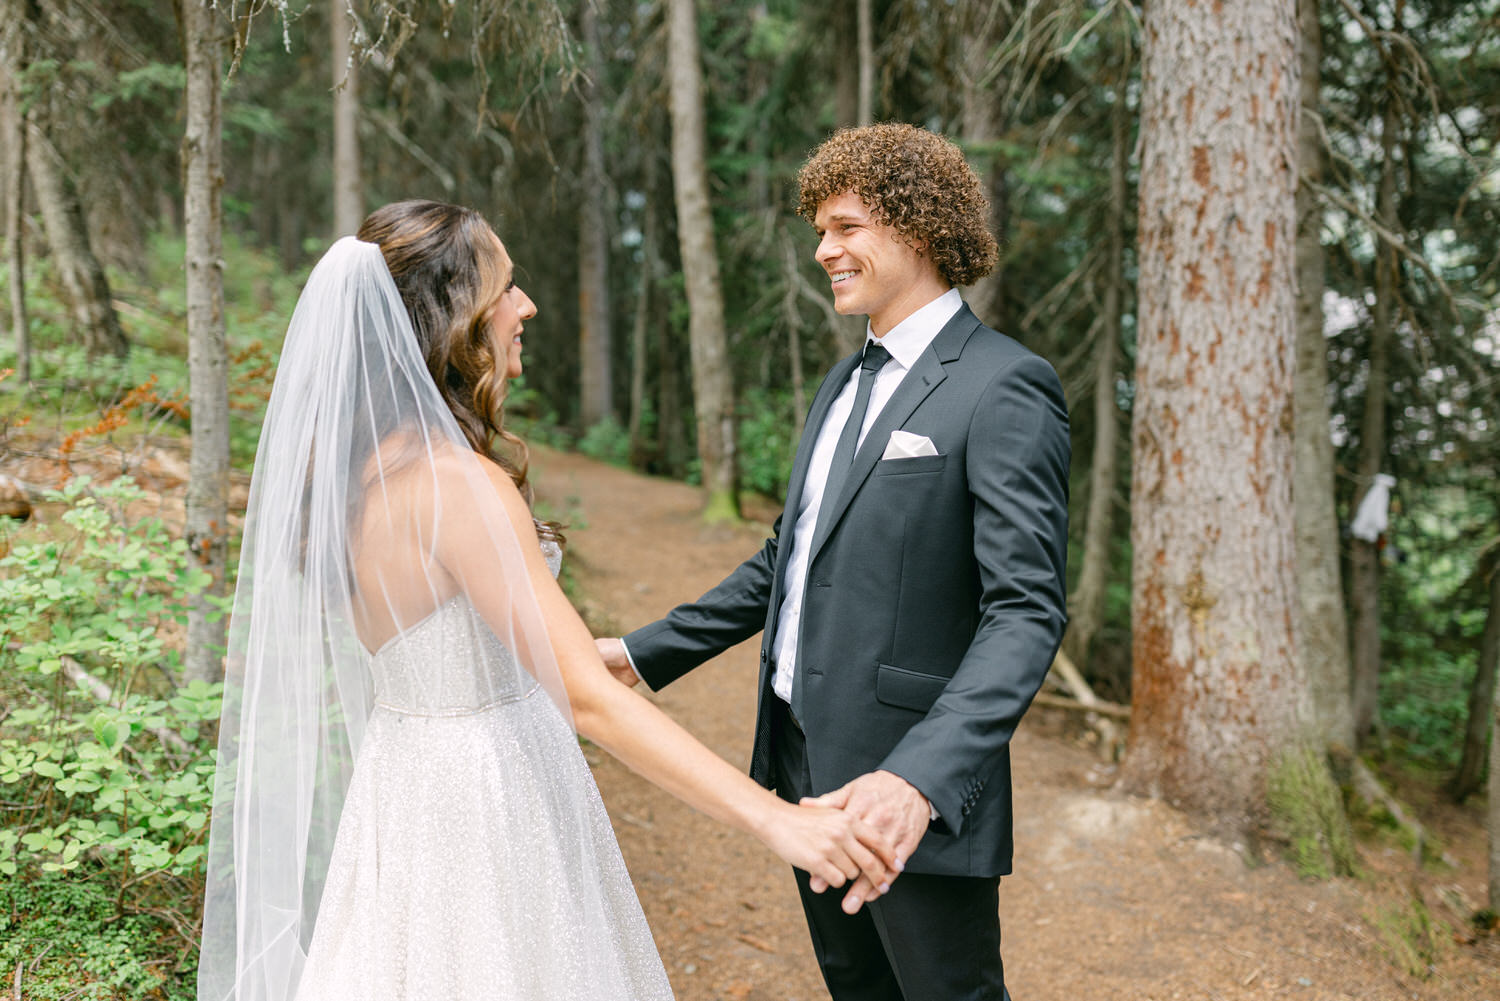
[812,191,949,338]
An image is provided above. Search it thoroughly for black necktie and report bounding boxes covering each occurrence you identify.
[818,342,892,523]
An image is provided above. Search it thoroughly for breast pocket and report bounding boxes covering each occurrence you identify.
[874,453,947,476]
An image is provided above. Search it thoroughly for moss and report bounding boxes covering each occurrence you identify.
[1369,895,1444,979]
[701,488,741,525]
[1267,745,1360,879]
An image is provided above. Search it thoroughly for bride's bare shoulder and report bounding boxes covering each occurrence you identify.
[429,448,535,535]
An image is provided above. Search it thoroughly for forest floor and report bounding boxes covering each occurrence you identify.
[3,437,1497,1001]
[528,445,1500,1001]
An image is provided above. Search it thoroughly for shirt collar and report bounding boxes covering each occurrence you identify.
[866,288,963,370]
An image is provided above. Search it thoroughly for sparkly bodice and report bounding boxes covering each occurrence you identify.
[367,540,562,716]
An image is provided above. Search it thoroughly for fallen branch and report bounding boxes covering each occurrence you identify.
[1043,649,1126,758]
[1348,755,1427,863]
[60,655,191,757]
[1032,691,1131,721]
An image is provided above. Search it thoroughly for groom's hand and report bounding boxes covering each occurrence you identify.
[594,638,641,688]
[801,770,929,910]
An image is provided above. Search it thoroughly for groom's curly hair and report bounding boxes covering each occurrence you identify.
[797,124,998,288]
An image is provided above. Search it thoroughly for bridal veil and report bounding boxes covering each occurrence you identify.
[197,238,603,1000]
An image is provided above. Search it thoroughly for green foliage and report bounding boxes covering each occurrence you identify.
[1266,747,1360,880]
[1369,894,1444,979]
[0,873,193,1001]
[0,231,293,468]
[0,477,221,996]
[576,416,631,468]
[737,388,798,500]
[1375,492,1493,768]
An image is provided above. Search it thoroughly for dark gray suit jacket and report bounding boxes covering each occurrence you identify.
[625,304,1070,878]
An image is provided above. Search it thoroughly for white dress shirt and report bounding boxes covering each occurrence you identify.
[770,288,963,703]
[619,288,964,709]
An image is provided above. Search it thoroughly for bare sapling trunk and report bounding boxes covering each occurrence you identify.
[1064,70,1128,670]
[1293,0,1355,752]
[1350,100,1399,745]
[182,0,231,685]
[666,0,737,521]
[856,0,874,126]
[577,0,612,430]
[1489,566,1500,909]
[331,0,363,237]
[2,12,28,382]
[1453,557,1500,802]
[1124,0,1349,858]
[25,119,128,358]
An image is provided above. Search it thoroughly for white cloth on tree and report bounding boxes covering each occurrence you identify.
[1350,473,1396,542]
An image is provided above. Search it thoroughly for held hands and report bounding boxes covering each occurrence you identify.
[800,770,931,911]
[759,799,900,916]
[594,637,641,688]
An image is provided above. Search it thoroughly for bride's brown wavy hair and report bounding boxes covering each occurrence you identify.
[357,199,560,541]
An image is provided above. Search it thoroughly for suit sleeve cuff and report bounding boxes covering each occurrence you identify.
[619,638,646,685]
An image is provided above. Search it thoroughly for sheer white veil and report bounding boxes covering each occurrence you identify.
[197,236,590,1000]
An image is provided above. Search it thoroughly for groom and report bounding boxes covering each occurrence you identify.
[598,124,1069,1000]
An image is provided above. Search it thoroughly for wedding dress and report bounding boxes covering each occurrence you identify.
[197,236,674,1001]
[294,543,672,1001]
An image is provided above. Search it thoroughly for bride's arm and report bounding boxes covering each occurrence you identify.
[440,459,899,914]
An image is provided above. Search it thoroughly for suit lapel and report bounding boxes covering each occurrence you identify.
[808,306,981,561]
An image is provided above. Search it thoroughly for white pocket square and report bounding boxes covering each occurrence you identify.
[881,430,939,460]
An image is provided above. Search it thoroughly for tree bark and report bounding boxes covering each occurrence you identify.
[1452,560,1500,802]
[1123,0,1318,831]
[666,0,737,521]
[577,0,613,429]
[856,0,874,126]
[330,0,363,237]
[1489,574,1500,911]
[954,5,1011,331]
[1063,70,1128,671]
[1293,0,1355,752]
[25,119,128,358]
[2,7,28,382]
[1349,99,1399,745]
[627,199,654,466]
[182,0,230,685]
[833,3,857,128]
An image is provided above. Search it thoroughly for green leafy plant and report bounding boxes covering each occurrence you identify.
[0,476,222,996]
[577,415,632,468]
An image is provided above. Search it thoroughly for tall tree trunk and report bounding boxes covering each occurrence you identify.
[856,0,874,126]
[1489,574,1500,910]
[1293,0,1355,752]
[955,6,1012,330]
[628,197,654,466]
[833,4,857,128]
[25,120,128,358]
[330,0,362,237]
[1453,559,1500,802]
[1350,99,1399,745]
[182,0,230,685]
[666,0,737,521]
[658,313,686,477]
[1124,0,1328,833]
[2,7,28,382]
[577,0,612,429]
[1063,71,1128,670]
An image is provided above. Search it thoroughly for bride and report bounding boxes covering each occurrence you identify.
[196,200,896,1001]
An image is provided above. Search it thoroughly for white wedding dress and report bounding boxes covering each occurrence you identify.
[293,543,674,1001]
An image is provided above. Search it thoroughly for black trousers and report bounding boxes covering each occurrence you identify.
[771,698,1010,1001]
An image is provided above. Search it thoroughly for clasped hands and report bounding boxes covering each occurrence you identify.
[594,638,929,914]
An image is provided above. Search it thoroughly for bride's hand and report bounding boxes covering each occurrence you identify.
[757,800,899,915]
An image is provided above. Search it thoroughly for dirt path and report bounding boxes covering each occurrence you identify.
[532,446,1499,1001]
